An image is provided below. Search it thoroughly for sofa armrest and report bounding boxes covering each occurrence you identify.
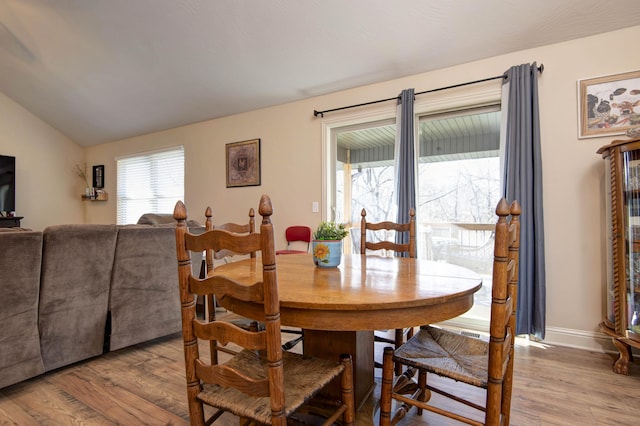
[39,225,118,371]
[0,231,45,388]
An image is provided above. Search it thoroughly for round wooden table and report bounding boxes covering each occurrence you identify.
[216,253,482,409]
[218,253,482,329]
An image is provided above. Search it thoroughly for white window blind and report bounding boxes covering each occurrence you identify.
[116,146,184,225]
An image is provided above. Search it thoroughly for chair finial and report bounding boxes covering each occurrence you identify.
[496,198,510,217]
[510,200,522,216]
[173,200,187,221]
[259,195,273,217]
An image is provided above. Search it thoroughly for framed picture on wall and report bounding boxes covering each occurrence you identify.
[226,139,261,187]
[578,70,640,138]
[92,165,104,188]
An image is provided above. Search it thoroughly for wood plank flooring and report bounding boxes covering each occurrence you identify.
[1,328,639,425]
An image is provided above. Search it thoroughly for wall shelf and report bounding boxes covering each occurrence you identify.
[0,217,23,228]
[82,191,108,201]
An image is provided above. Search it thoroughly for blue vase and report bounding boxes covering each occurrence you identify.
[312,240,343,268]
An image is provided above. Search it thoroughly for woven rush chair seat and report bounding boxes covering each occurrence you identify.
[379,198,521,426]
[174,195,354,426]
[393,326,489,388]
[198,349,346,424]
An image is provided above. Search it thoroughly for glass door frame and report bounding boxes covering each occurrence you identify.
[321,105,398,222]
[321,83,503,332]
[322,82,503,217]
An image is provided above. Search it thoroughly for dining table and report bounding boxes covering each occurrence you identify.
[215,253,483,411]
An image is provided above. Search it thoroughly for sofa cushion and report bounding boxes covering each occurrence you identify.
[0,227,32,232]
[39,224,118,371]
[108,225,182,350]
[0,231,45,389]
[137,212,201,228]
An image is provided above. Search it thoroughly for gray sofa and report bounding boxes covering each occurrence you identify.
[0,220,203,389]
[109,224,182,351]
[39,224,119,371]
[0,230,45,389]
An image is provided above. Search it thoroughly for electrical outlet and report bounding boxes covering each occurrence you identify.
[312,201,319,213]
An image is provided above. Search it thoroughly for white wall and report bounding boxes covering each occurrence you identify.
[0,92,85,230]
[5,26,639,350]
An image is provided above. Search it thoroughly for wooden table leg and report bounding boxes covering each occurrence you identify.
[303,329,375,409]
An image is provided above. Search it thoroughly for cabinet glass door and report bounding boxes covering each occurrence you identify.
[623,150,640,341]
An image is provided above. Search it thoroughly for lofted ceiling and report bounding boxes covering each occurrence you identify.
[1,1,640,147]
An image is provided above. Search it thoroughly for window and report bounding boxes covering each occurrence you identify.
[335,119,396,223]
[325,101,502,329]
[332,118,397,253]
[116,146,184,225]
[418,107,501,327]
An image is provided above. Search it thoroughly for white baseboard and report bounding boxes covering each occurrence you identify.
[542,326,617,353]
[440,318,627,354]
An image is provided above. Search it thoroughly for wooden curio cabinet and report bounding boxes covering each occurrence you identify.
[598,137,640,375]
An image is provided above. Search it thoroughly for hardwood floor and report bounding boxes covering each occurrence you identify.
[1,329,639,425]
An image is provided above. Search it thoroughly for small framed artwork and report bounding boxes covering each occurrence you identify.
[92,165,104,188]
[578,70,640,138]
[226,138,261,188]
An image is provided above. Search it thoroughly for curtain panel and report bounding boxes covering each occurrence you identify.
[395,89,416,256]
[501,63,546,339]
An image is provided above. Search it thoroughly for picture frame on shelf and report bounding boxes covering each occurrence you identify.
[226,138,261,188]
[578,70,640,138]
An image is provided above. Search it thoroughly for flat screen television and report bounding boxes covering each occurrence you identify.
[0,155,16,214]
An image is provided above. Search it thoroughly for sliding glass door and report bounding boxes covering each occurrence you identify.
[328,104,501,328]
[417,107,501,327]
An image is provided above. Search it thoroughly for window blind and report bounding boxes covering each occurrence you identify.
[116,146,184,225]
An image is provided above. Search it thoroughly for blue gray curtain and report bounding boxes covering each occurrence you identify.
[501,63,546,339]
[395,89,416,256]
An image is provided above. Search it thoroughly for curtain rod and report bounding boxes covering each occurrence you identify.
[313,63,544,118]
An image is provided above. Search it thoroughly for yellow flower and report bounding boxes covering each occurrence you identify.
[314,243,330,261]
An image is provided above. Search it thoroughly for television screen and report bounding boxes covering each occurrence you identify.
[0,155,16,213]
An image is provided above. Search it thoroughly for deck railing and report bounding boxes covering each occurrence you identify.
[420,222,494,273]
[347,222,494,273]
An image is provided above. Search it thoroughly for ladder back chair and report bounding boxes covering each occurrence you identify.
[379,198,521,426]
[205,205,256,264]
[174,195,355,426]
[273,225,313,348]
[272,224,313,349]
[203,207,302,359]
[276,225,312,254]
[201,206,257,362]
[360,207,417,376]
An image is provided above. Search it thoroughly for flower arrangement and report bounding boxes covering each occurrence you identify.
[73,162,90,188]
[312,221,348,267]
[312,221,348,241]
